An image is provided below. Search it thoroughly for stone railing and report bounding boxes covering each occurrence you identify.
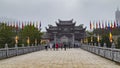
[81,44,120,63]
[0,45,44,59]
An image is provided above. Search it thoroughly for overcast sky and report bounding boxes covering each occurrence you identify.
[0,0,120,31]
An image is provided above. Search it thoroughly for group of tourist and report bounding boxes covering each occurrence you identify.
[45,43,67,51]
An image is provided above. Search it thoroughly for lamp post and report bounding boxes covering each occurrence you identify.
[85,37,88,44]
[91,36,93,45]
[109,32,115,48]
[97,34,100,43]
[27,37,30,46]
[15,35,18,44]
[15,35,18,47]
[72,33,75,46]
[15,35,18,55]
[109,32,113,43]
[97,34,101,47]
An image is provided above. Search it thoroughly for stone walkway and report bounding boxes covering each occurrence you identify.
[0,48,120,68]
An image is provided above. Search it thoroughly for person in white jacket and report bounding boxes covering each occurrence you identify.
[49,43,53,50]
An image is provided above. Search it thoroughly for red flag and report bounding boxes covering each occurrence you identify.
[114,21,116,28]
[111,21,113,28]
[90,21,92,29]
[30,21,32,26]
[16,22,18,30]
[110,21,113,31]
[19,21,20,28]
[22,22,24,30]
[96,22,98,29]
[102,22,104,29]
[39,21,41,30]
[10,22,12,27]
[117,21,119,28]
[93,22,95,29]
[99,21,101,29]
[32,21,35,27]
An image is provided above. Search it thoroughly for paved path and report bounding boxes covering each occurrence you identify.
[0,48,120,68]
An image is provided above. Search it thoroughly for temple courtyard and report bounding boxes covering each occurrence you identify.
[0,48,120,68]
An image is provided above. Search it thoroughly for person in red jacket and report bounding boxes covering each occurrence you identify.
[56,43,59,50]
[60,43,63,50]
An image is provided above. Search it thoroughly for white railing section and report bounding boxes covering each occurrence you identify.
[0,45,44,59]
[81,45,120,63]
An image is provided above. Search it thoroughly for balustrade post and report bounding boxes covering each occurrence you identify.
[5,43,8,57]
[32,44,34,52]
[22,44,24,47]
[103,42,107,48]
[111,42,115,49]
[111,42,115,61]
[98,43,101,47]
[15,44,18,56]
[31,44,33,46]
[22,44,24,54]
[94,43,96,46]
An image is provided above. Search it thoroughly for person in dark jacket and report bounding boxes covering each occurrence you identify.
[64,43,67,51]
[53,43,55,50]
[45,44,48,51]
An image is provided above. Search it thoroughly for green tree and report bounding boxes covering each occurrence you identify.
[19,25,42,46]
[0,23,16,48]
[100,34,111,48]
[117,37,120,49]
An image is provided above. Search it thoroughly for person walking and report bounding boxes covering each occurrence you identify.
[45,44,48,51]
[56,43,59,50]
[64,43,67,51]
[49,43,53,50]
[53,43,55,50]
[60,43,63,50]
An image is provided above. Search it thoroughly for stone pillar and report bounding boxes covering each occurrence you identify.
[22,44,24,47]
[88,43,90,45]
[72,33,75,46]
[15,44,18,48]
[5,43,8,49]
[15,43,18,55]
[111,42,115,48]
[32,44,34,46]
[5,43,8,57]
[54,33,56,45]
[94,43,96,46]
[35,43,37,46]
[103,42,107,47]
[98,43,101,47]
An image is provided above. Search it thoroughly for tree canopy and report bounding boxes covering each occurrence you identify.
[19,25,42,46]
[0,23,43,48]
[0,23,16,48]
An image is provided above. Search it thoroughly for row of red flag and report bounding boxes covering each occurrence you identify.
[0,21,41,30]
[90,21,120,30]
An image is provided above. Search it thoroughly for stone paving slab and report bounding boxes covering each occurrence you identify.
[0,48,120,68]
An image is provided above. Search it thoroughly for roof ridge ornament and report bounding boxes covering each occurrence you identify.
[58,19,73,22]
